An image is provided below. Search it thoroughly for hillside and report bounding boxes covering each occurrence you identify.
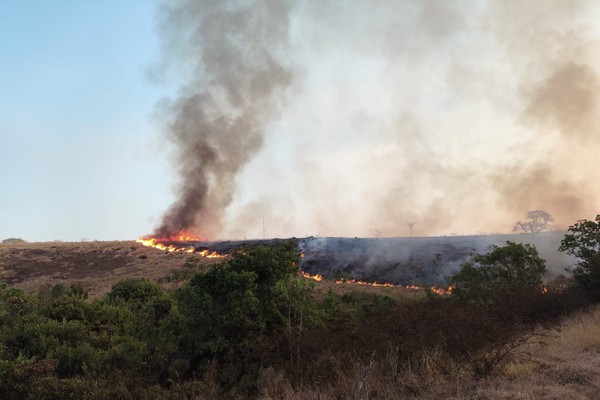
[0,240,219,297]
[0,238,598,398]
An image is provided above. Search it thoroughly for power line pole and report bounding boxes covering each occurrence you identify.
[262,217,266,240]
[407,222,416,238]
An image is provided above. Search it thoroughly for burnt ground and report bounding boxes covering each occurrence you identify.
[159,232,572,286]
[297,232,573,285]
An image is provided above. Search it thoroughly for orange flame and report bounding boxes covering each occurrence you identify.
[136,238,196,253]
[429,285,454,295]
[197,249,226,259]
[335,278,395,287]
[136,229,225,258]
[301,271,324,281]
[299,271,452,294]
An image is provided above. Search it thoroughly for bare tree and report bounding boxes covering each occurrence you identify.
[513,210,554,235]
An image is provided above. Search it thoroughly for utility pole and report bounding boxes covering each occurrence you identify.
[407,222,416,238]
[262,217,266,240]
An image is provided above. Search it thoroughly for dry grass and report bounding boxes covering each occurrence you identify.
[310,279,427,301]
[0,240,424,300]
[0,240,219,297]
[251,305,600,400]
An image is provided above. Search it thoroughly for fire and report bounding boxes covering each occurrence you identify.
[299,271,453,294]
[335,278,395,287]
[136,236,196,253]
[197,249,226,259]
[301,271,324,281]
[429,285,454,296]
[136,229,225,258]
[140,240,195,253]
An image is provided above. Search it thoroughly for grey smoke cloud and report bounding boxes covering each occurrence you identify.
[298,232,574,285]
[153,0,600,240]
[153,0,291,239]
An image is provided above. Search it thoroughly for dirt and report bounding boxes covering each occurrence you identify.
[0,241,220,297]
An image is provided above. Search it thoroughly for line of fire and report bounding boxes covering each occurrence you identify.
[135,229,565,296]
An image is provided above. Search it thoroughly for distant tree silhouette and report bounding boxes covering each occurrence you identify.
[513,210,554,235]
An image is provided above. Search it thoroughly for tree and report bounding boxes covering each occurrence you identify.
[513,210,554,234]
[559,214,600,300]
[176,242,312,388]
[451,241,547,303]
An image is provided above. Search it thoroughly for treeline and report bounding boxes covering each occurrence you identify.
[1,215,599,399]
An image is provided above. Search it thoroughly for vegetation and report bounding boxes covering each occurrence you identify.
[559,214,600,300]
[450,241,547,303]
[1,237,26,244]
[0,223,598,398]
[513,210,554,234]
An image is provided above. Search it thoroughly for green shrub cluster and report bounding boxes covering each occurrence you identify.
[0,241,322,398]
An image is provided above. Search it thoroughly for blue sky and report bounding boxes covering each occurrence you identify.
[0,1,174,241]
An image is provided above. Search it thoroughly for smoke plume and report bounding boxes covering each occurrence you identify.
[153,0,600,240]
[153,0,291,239]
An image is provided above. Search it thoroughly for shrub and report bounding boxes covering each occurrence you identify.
[451,241,546,303]
[559,214,600,301]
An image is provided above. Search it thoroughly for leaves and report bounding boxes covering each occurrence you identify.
[559,214,600,300]
[451,241,547,303]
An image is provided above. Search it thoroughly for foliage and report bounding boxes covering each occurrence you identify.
[513,210,554,234]
[176,242,317,390]
[451,241,547,303]
[559,214,600,300]
[1,237,26,244]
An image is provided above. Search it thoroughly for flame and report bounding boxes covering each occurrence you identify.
[430,285,454,295]
[197,249,226,258]
[144,229,203,242]
[299,271,452,294]
[541,286,548,294]
[136,229,225,257]
[335,278,395,287]
[136,237,196,253]
[301,271,324,281]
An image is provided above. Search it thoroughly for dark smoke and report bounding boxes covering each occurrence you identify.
[154,0,291,239]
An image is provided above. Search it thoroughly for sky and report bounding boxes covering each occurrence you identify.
[1,1,173,241]
[1,1,600,242]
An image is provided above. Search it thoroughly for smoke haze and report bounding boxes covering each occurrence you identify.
[154,0,600,240]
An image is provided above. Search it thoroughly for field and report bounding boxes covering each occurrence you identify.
[0,239,598,399]
[0,240,220,297]
[0,240,427,300]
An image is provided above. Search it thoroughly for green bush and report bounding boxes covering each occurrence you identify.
[450,241,546,303]
[559,214,600,300]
